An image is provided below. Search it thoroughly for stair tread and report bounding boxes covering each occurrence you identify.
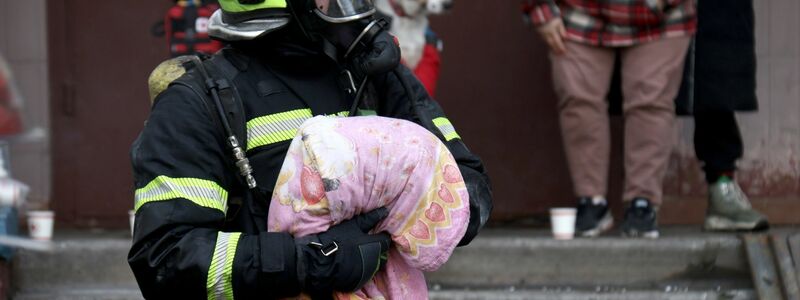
[14,288,144,300]
[429,288,757,300]
[11,229,758,294]
[14,287,756,300]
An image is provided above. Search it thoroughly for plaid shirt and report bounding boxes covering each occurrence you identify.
[530,0,697,47]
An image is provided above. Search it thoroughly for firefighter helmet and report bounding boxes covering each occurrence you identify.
[208,0,291,41]
[209,0,377,41]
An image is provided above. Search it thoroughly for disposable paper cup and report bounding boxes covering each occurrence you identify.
[550,208,577,240]
[0,181,20,206]
[27,210,54,241]
[129,210,136,236]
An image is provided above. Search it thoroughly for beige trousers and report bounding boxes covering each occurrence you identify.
[551,37,691,205]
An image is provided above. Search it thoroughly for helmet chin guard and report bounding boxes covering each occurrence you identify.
[208,9,290,41]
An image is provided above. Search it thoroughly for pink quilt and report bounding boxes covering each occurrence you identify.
[268,116,470,299]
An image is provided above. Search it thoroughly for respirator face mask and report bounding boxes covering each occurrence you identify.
[312,0,376,23]
[289,0,402,115]
[294,0,400,76]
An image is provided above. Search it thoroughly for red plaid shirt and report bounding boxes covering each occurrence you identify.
[530,0,697,47]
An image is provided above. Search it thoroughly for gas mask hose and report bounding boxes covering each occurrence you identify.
[344,19,401,116]
[348,76,370,116]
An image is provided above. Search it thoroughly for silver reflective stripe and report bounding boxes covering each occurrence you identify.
[432,117,461,141]
[134,176,228,213]
[207,232,241,300]
[246,109,350,150]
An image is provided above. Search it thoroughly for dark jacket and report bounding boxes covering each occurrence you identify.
[128,41,492,299]
[606,0,757,115]
[675,0,757,114]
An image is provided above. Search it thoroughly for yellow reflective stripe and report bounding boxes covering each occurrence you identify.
[207,232,242,300]
[246,109,350,150]
[218,0,286,13]
[333,111,350,117]
[134,176,228,213]
[247,109,312,128]
[432,117,461,141]
[246,108,313,150]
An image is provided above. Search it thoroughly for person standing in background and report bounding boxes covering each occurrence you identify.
[528,0,696,238]
[0,55,23,136]
[676,0,769,231]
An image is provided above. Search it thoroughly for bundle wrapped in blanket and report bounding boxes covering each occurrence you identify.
[269,115,470,299]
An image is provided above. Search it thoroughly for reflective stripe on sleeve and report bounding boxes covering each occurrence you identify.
[246,109,350,150]
[207,232,242,300]
[134,176,228,213]
[432,117,461,141]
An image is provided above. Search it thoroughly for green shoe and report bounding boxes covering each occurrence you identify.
[704,178,769,232]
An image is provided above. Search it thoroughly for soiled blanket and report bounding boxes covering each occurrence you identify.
[269,116,470,299]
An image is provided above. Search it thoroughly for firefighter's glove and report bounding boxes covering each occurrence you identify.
[348,31,401,83]
[296,207,391,296]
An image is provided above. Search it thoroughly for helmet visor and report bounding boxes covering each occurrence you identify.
[313,0,375,23]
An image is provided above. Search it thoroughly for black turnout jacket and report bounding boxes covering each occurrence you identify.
[128,40,492,299]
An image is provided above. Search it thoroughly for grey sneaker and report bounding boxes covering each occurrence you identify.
[704,180,769,231]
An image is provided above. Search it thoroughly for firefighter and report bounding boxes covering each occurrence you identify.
[129,0,492,299]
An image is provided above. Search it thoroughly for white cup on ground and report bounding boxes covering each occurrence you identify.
[549,208,577,240]
[129,210,136,236]
[26,210,54,241]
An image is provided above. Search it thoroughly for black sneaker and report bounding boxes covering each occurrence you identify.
[576,196,613,237]
[621,198,659,239]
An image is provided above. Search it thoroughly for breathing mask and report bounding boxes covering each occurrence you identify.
[311,0,376,23]
[289,0,401,78]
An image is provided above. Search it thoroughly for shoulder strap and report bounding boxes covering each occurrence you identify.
[178,55,256,190]
[205,55,249,153]
[181,55,271,232]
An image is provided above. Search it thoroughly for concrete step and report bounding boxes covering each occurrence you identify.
[426,229,752,289]
[428,288,756,300]
[9,228,757,299]
[11,231,137,295]
[426,228,757,299]
[13,287,755,300]
[14,288,143,300]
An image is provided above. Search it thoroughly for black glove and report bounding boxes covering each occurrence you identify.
[296,207,391,297]
[349,31,401,80]
[345,19,402,84]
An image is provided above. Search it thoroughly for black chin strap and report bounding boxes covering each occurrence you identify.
[285,0,327,43]
[321,39,340,62]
